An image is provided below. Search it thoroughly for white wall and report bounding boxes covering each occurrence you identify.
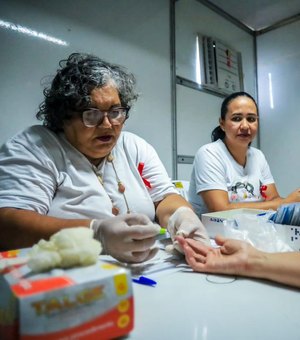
[175,0,256,180]
[3,0,295,188]
[176,0,257,92]
[257,20,300,195]
[0,0,173,173]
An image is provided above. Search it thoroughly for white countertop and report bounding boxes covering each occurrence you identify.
[124,249,300,340]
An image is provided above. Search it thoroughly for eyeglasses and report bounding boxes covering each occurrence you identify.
[81,106,129,127]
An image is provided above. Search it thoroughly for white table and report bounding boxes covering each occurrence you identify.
[126,250,300,340]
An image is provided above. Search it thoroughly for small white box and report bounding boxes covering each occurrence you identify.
[273,223,300,251]
[201,208,266,238]
[201,208,300,251]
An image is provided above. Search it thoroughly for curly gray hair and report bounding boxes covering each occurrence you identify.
[36,53,139,131]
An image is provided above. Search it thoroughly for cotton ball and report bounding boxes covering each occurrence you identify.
[56,227,102,268]
[31,238,57,252]
[59,241,100,267]
[50,227,94,249]
[28,227,102,272]
[52,228,102,266]
[28,249,61,272]
[28,239,61,271]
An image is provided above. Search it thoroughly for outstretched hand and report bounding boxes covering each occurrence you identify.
[176,235,258,276]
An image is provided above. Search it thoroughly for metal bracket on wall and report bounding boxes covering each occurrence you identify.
[177,155,194,164]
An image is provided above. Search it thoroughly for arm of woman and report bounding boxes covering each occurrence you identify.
[0,207,90,250]
[201,183,283,212]
[155,194,210,250]
[155,193,192,227]
[0,208,162,263]
[130,135,209,247]
[253,251,300,288]
[201,185,300,212]
[177,235,300,288]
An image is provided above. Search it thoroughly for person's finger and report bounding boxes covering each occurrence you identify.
[130,246,159,263]
[165,244,182,256]
[184,243,207,262]
[214,234,227,246]
[165,244,175,254]
[175,223,199,238]
[180,241,205,261]
[193,233,212,246]
[219,238,244,255]
[125,224,161,240]
[184,245,207,271]
[125,236,157,253]
[175,235,187,248]
[184,238,212,256]
[220,244,235,255]
[136,247,159,262]
[144,247,159,261]
[122,213,152,226]
[113,252,137,264]
[173,240,184,254]
[193,251,208,262]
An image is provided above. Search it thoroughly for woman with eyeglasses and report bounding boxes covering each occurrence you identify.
[188,91,300,217]
[0,53,209,262]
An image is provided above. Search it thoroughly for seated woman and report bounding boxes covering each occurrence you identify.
[0,53,209,263]
[188,91,300,217]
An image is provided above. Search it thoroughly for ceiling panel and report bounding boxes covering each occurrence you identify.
[206,0,300,31]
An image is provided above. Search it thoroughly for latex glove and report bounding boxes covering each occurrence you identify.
[90,213,161,263]
[166,207,210,254]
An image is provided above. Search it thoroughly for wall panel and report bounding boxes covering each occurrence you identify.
[175,0,256,180]
[0,0,173,173]
[257,20,300,195]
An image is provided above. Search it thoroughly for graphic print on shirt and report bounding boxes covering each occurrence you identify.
[228,177,262,202]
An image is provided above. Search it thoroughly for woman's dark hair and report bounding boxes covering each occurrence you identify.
[211,91,258,142]
[36,53,139,132]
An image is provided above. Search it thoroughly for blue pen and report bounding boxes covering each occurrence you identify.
[132,276,157,287]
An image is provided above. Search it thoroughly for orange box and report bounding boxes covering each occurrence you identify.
[0,249,134,339]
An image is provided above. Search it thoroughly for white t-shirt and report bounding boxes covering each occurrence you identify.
[0,125,177,221]
[188,139,275,217]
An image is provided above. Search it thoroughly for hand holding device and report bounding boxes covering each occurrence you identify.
[90,213,161,263]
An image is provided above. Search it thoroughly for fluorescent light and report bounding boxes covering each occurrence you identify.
[195,35,201,84]
[0,19,69,46]
[268,73,274,109]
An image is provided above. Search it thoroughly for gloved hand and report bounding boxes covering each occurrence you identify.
[90,213,161,263]
[166,206,210,254]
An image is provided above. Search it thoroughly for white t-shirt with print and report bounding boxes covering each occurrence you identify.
[0,125,177,221]
[188,139,275,217]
